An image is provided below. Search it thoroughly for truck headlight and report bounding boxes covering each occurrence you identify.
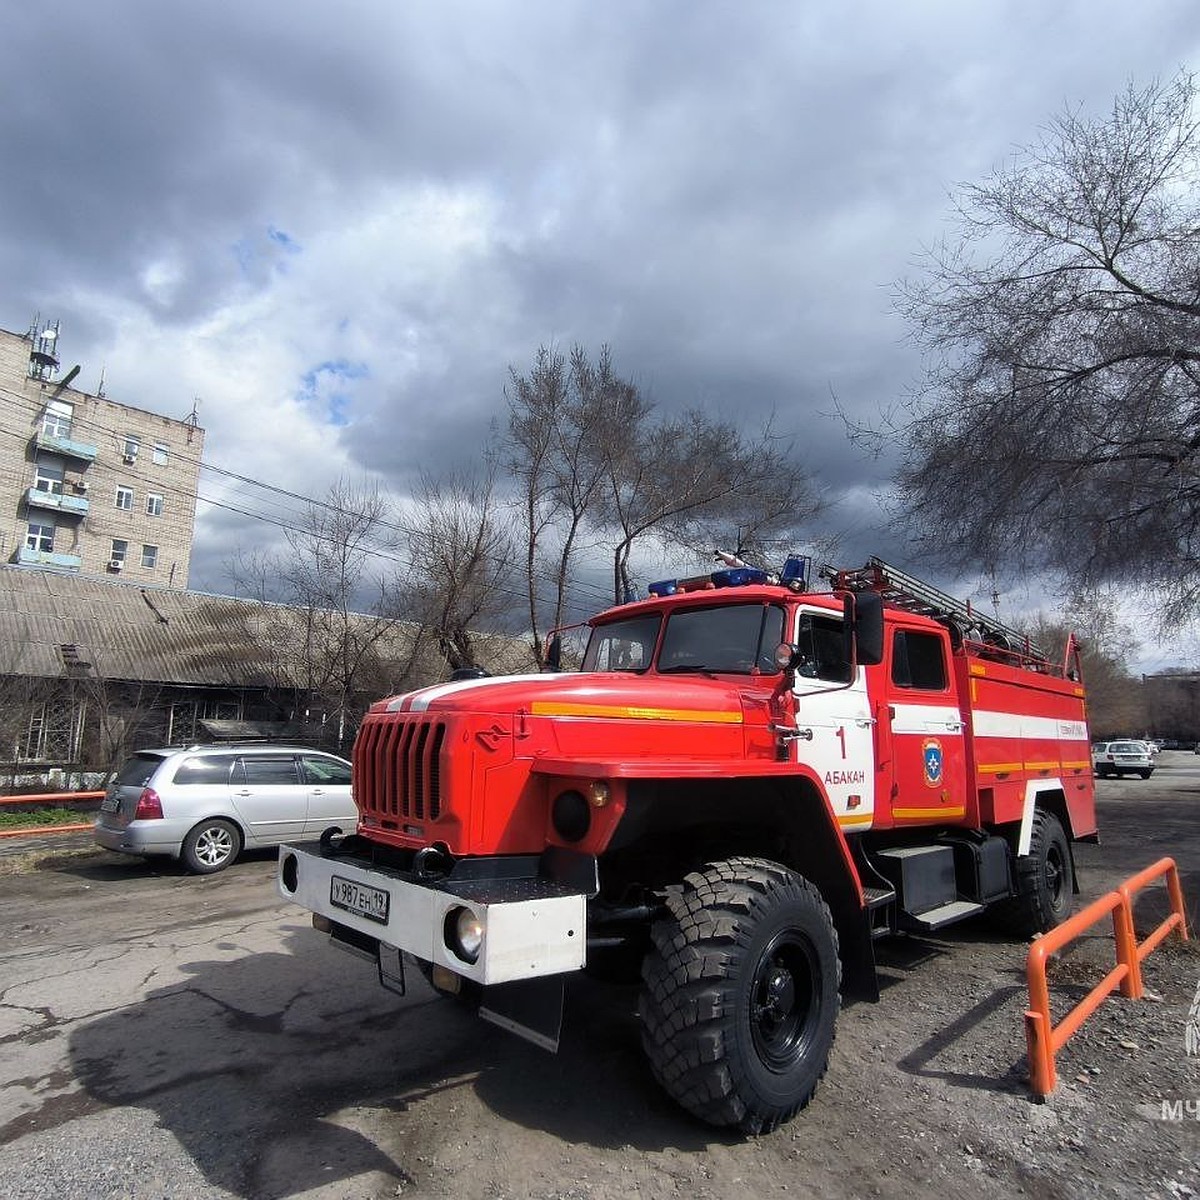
[446,906,484,964]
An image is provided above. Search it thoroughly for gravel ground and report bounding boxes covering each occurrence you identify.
[0,768,1197,1199]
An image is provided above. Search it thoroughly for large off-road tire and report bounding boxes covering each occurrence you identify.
[638,857,841,1134]
[1002,809,1073,936]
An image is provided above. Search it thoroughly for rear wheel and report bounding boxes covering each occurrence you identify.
[1003,809,1073,936]
[1139,770,1153,780]
[181,818,241,874]
[639,857,840,1133]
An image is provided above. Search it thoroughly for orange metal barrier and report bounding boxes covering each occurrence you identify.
[1025,857,1189,1097]
[0,823,94,839]
[0,791,105,841]
[0,791,105,806]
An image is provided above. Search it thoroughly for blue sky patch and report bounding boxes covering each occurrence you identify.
[298,358,369,427]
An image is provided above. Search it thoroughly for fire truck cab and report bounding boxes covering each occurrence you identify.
[278,556,1095,1134]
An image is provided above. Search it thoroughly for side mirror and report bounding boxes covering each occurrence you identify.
[545,634,563,673]
[843,590,884,667]
[773,642,799,672]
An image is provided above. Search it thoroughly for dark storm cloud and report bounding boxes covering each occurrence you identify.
[3,1,1200,608]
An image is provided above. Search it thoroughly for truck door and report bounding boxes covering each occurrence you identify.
[792,607,875,830]
[880,625,966,826]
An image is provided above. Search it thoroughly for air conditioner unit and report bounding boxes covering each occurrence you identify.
[122,454,137,465]
[108,559,123,571]
[74,480,89,493]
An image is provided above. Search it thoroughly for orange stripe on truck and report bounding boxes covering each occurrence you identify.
[530,701,743,723]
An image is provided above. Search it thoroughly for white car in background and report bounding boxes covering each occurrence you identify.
[1092,740,1155,780]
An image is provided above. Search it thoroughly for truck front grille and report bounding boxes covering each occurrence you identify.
[355,716,446,822]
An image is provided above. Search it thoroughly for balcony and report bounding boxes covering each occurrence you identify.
[16,547,82,570]
[34,430,98,462]
[25,487,89,518]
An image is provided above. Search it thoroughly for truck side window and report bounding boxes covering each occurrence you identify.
[795,614,852,683]
[891,630,947,691]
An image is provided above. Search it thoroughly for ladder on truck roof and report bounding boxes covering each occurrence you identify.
[829,556,1045,661]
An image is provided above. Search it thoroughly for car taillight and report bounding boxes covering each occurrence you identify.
[134,788,164,820]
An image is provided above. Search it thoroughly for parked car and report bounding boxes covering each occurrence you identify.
[1092,740,1155,780]
[94,744,356,873]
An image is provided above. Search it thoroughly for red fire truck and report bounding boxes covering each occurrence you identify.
[278,556,1095,1133]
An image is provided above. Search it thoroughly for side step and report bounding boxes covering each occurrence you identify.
[906,898,985,931]
[863,885,897,939]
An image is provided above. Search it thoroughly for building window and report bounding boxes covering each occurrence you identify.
[115,486,134,511]
[122,435,140,464]
[146,493,164,517]
[152,442,169,465]
[142,544,158,568]
[34,459,65,494]
[17,701,84,763]
[41,400,73,439]
[26,522,54,552]
[110,539,128,565]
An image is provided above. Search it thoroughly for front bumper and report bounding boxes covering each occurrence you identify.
[277,841,587,986]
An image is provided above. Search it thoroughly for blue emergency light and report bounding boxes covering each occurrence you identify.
[780,555,809,588]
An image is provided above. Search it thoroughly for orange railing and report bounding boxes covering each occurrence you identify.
[0,791,105,806]
[1025,857,1189,1097]
[0,790,105,839]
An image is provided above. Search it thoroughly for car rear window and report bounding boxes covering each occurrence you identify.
[172,755,237,785]
[114,753,167,787]
[1109,742,1144,754]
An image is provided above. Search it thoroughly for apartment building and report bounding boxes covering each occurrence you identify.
[0,319,204,587]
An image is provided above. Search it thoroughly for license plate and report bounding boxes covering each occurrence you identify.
[329,876,389,924]
[100,795,120,813]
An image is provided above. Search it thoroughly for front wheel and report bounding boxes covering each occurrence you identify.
[639,857,841,1134]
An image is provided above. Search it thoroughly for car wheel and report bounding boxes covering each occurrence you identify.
[1139,770,1153,779]
[1003,809,1073,936]
[181,818,242,874]
[639,856,840,1134]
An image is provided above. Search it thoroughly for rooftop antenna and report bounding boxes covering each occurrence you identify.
[26,314,61,381]
[185,397,201,443]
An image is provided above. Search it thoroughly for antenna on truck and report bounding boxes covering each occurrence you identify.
[827,556,1044,660]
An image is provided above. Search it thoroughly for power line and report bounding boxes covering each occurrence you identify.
[0,383,617,613]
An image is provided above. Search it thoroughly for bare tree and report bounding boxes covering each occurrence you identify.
[893,73,1200,619]
[395,465,522,674]
[1031,595,1145,737]
[505,345,620,665]
[601,407,821,603]
[229,476,402,749]
[507,344,823,618]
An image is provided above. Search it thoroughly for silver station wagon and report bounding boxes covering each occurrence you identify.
[94,744,357,873]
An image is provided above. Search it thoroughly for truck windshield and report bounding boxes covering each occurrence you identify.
[658,603,785,674]
[581,614,661,672]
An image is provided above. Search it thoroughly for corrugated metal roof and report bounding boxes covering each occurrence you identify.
[0,565,424,688]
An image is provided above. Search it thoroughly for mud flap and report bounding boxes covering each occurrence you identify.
[479,976,566,1052]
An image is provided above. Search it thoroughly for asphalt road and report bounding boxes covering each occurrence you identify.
[0,759,1197,1200]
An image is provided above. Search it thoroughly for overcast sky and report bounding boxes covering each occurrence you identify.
[3,1,1199,660]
